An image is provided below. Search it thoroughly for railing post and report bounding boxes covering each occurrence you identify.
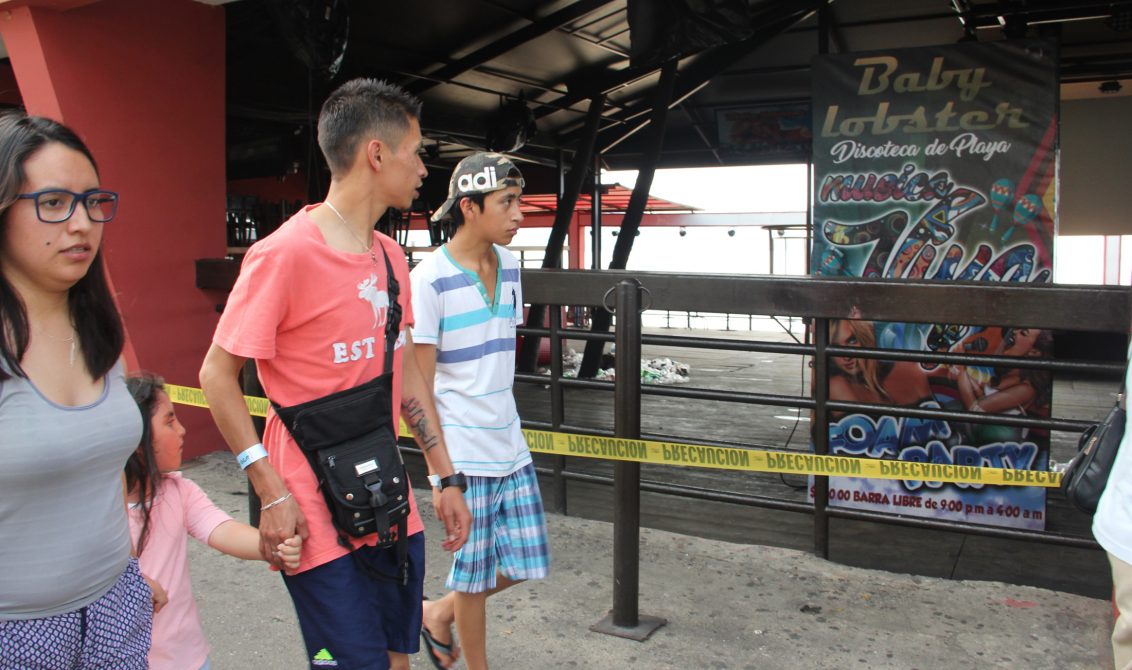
[549,305,567,514]
[812,317,831,559]
[242,359,265,528]
[591,279,667,640]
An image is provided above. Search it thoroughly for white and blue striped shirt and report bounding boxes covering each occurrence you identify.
[410,245,531,477]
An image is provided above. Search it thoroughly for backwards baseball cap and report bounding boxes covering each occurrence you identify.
[431,152,525,222]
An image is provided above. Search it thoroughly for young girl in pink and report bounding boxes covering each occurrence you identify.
[124,372,301,670]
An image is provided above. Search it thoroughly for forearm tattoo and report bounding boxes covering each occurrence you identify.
[402,396,439,453]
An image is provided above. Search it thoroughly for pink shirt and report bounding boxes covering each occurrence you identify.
[128,473,232,670]
[213,207,424,573]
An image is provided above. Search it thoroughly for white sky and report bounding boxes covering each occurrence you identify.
[601,164,809,213]
[596,164,1129,285]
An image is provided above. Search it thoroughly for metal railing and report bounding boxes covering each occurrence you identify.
[513,269,1130,631]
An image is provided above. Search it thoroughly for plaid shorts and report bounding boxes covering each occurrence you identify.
[446,462,550,593]
[0,558,152,670]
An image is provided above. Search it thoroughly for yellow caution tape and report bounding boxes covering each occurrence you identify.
[164,383,1061,488]
[164,383,270,419]
[519,429,1061,488]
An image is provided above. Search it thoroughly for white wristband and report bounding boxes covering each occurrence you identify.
[237,443,268,470]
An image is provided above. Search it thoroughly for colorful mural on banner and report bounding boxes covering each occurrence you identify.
[716,102,812,162]
[809,40,1057,530]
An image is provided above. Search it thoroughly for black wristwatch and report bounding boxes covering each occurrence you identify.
[427,472,468,492]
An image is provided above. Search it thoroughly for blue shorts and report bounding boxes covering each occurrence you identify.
[0,558,152,670]
[282,533,425,670]
[446,462,550,593]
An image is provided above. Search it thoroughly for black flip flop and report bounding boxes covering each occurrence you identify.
[420,624,456,670]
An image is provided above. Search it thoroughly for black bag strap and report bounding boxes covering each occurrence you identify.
[334,240,408,584]
[377,240,402,375]
[335,518,409,585]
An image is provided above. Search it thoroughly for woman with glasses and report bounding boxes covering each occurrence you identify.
[0,113,162,669]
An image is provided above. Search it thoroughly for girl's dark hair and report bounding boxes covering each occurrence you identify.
[0,112,125,381]
[125,371,166,557]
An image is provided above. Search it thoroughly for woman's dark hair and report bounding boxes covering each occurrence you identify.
[997,328,1055,410]
[125,371,166,557]
[0,112,125,381]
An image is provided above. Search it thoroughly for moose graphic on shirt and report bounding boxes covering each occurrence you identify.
[357,274,389,329]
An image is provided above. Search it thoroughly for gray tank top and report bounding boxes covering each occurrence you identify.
[0,360,144,619]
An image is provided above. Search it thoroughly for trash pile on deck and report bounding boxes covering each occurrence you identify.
[546,348,690,384]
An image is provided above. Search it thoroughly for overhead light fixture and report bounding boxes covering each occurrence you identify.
[487,96,537,153]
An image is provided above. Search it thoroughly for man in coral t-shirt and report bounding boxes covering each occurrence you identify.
[200,78,470,670]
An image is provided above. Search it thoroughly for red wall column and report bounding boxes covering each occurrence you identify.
[0,0,228,457]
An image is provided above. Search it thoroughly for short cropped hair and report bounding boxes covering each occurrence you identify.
[317,78,423,174]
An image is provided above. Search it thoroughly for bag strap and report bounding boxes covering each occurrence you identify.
[377,241,402,375]
[335,518,409,585]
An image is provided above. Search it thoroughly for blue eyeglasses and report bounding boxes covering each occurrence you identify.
[16,188,120,223]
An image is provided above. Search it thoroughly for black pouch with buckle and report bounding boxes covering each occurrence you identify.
[271,244,410,583]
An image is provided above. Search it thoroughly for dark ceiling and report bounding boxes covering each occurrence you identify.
[226,0,1132,205]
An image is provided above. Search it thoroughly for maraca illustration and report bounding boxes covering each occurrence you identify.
[987,178,1014,232]
[1003,193,1042,242]
[816,246,846,276]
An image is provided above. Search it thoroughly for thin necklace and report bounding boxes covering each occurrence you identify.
[324,200,377,266]
[39,328,77,367]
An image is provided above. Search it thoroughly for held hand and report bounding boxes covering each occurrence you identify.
[258,496,308,569]
[436,486,471,552]
[142,573,168,614]
[274,535,303,571]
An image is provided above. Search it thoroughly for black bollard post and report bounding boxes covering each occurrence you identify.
[549,306,567,514]
[591,279,667,641]
[812,318,831,558]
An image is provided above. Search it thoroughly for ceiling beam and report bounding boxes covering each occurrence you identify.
[409,0,617,94]
[591,0,823,154]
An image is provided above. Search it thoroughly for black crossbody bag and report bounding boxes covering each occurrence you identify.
[271,245,411,583]
[1061,389,1126,514]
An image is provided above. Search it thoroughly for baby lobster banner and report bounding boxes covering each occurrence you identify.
[809,40,1058,530]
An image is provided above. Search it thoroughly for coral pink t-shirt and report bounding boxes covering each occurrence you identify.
[213,206,424,573]
[128,473,232,670]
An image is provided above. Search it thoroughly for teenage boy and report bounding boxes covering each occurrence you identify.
[411,153,550,670]
[199,78,471,670]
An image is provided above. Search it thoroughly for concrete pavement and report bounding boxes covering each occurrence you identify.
[182,452,1114,669]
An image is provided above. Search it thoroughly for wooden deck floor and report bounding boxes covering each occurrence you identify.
[413,326,1120,599]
